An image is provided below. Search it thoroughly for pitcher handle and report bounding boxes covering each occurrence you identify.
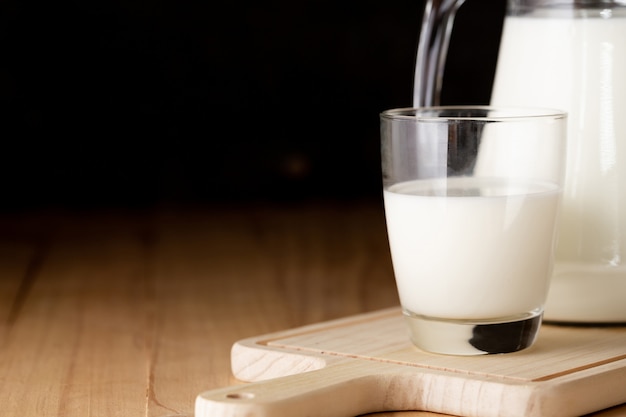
[413,0,467,106]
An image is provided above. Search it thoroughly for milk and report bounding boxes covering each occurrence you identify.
[490,15,626,321]
[383,177,560,320]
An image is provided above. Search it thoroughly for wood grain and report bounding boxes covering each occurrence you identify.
[197,308,626,417]
[0,203,624,417]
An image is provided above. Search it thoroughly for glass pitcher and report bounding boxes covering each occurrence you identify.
[414,0,626,323]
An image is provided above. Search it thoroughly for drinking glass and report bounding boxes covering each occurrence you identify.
[381,107,566,355]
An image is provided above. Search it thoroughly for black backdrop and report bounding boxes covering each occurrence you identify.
[1,0,505,210]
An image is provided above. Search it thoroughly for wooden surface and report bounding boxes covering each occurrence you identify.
[197,308,626,417]
[1,201,625,417]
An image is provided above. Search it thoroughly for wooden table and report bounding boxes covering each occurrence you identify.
[0,201,624,416]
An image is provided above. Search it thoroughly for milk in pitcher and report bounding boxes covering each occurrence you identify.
[491,14,626,322]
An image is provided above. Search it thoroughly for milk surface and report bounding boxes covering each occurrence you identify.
[384,177,560,320]
[491,16,626,274]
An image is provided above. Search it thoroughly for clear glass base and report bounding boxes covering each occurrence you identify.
[403,309,543,356]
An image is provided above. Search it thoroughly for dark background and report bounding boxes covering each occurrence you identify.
[0,0,506,211]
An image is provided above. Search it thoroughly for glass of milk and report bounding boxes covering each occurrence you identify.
[381,107,567,355]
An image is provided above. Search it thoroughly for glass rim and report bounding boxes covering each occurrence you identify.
[380,106,567,122]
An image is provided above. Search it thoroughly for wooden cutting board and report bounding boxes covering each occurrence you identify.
[195,307,626,417]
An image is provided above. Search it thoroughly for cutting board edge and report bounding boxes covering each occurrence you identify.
[228,309,400,382]
[231,337,346,382]
[215,308,626,417]
[528,357,626,416]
